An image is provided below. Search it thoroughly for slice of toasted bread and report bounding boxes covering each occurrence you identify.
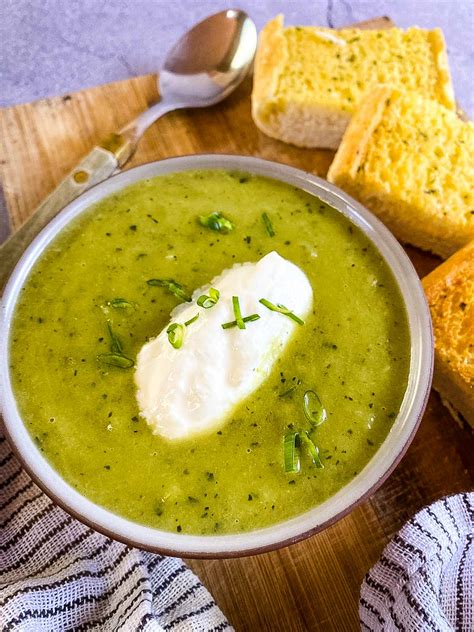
[422,241,474,427]
[328,87,474,258]
[251,15,455,149]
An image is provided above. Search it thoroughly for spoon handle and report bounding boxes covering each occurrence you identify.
[0,145,119,291]
[0,100,180,292]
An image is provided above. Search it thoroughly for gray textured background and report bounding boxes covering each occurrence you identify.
[1,0,473,116]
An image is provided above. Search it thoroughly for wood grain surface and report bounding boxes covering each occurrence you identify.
[1,37,473,632]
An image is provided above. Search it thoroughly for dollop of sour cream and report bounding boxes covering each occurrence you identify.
[135,251,313,440]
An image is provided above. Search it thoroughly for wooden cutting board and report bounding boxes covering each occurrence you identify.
[1,20,473,632]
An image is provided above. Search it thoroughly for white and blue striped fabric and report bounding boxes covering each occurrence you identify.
[0,433,231,631]
[360,492,473,632]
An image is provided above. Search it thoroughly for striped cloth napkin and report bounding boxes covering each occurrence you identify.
[360,492,473,632]
[0,432,231,631]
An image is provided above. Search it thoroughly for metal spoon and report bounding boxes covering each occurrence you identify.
[0,9,257,290]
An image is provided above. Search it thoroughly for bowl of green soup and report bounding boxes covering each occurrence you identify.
[0,155,433,557]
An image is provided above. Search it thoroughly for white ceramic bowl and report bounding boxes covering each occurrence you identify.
[0,155,433,557]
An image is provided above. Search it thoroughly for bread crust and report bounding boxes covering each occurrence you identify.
[251,15,286,120]
[327,86,392,182]
[422,241,474,427]
[429,28,456,111]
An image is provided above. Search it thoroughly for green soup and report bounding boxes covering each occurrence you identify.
[9,170,410,535]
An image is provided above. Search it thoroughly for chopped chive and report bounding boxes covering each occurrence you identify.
[108,298,134,309]
[284,433,300,473]
[166,314,198,349]
[166,323,185,349]
[184,313,199,327]
[146,278,191,302]
[300,431,324,468]
[166,281,191,303]
[244,313,260,322]
[98,353,134,369]
[101,321,134,367]
[197,288,220,309]
[166,314,199,349]
[259,298,305,325]
[303,390,327,427]
[221,314,260,329]
[262,212,275,237]
[199,212,234,233]
[232,296,245,329]
[279,383,300,398]
[107,322,123,354]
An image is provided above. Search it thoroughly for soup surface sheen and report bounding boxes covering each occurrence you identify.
[9,170,410,535]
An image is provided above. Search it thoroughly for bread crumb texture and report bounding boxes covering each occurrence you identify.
[328,89,474,258]
[252,16,455,148]
[280,26,453,111]
[422,241,474,426]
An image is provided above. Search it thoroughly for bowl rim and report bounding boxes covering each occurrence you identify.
[0,153,433,558]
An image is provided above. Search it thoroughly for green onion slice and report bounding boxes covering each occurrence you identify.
[108,298,134,309]
[184,313,199,327]
[107,322,123,354]
[303,390,327,427]
[166,323,185,349]
[199,212,234,234]
[259,298,305,325]
[262,212,275,237]
[197,288,220,309]
[166,314,199,349]
[300,431,324,468]
[146,278,191,302]
[279,381,301,398]
[98,353,134,369]
[221,314,260,330]
[284,432,301,473]
[232,296,245,329]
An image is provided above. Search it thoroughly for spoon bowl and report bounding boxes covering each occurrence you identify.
[125,10,257,140]
[161,9,257,106]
